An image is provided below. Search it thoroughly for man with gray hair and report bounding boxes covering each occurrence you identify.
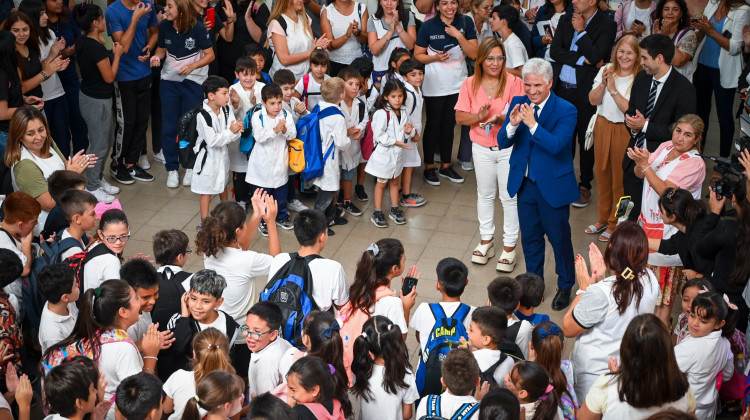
[497,58,580,311]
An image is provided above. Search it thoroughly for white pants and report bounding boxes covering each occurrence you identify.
[472,142,519,246]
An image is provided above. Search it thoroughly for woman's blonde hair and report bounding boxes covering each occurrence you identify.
[472,37,507,98]
[169,0,198,34]
[191,328,235,385]
[608,35,641,95]
[5,106,52,167]
[266,0,312,47]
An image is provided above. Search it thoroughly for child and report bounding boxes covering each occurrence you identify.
[182,371,245,420]
[163,328,235,420]
[248,393,296,420]
[514,273,550,326]
[415,348,482,419]
[114,373,164,420]
[287,356,352,419]
[0,249,23,373]
[0,191,40,309]
[273,69,308,125]
[191,75,244,219]
[151,229,193,335]
[478,389,522,420]
[167,269,240,373]
[673,278,714,345]
[82,209,128,291]
[244,301,293,397]
[38,263,80,353]
[350,56,376,202]
[674,292,735,420]
[337,67,368,217]
[466,306,516,386]
[379,48,410,92]
[243,43,272,85]
[229,57,265,209]
[352,316,419,420]
[44,362,106,420]
[488,276,532,359]
[41,170,88,238]
[530,322,577,420]
[246,84,297,234]
[397,58,425,208]
[364,79,414,228]
[313,77,350,233]
[267,210,349,313]
[58,189,99,260]
[503,361,561,420]
[295,49,331,111]
[121,258,163,345]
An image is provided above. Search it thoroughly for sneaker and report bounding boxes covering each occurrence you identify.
[389,208,406,225]
[276,217,294,230]
[166,170,179,188]
[183,169,193,186]
[434,153,441,163]
[87,188,115,204]
[329,215,348,226]
[258,220,268,237]
[99,178,120,195]
[337,205,346,219]
[342,201,362,216]
[153,150,166,164]
[129,165,154,182]
[237,201,247,211]
[354,184,369,201]
[137,154,151,170]
[287,199,308,212]
[110,164,135,185]
[424,168,441,186]
[400,193,426,208]
[438,166,465,183]
[327,228,336,236]
[371,211,387,228]
[460,160,474,171]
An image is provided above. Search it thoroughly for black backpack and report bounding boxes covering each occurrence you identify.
[479,353,510,388]
[152,267,191,330]
[259,253,320,348]
[65,243,116,292]
[177,105,228,173]
[498,321,526,362]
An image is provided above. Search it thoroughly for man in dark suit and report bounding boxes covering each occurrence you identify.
[498,58,579,311]
[623,34,696,220]
[550,0,616,208]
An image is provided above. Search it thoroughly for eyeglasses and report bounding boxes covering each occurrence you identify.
[100,231,131,244]
[485,55,506,62]
[240,326,277,340]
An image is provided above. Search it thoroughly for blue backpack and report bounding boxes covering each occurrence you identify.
[239,105,287,156]
[295,104,344,181]
[416,303,471,397]
[419,395,479,420]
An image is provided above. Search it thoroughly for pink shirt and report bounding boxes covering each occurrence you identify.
[647,141,706,193]
[454,74,525,148]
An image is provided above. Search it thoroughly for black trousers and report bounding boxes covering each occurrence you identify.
[555,84,595,190]
[423,94,459,166]
[113,75,152,165]
[622,157,643,222]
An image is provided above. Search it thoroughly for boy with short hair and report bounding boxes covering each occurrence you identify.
[0,249,23,372]
[415,348,481,419]
[294,49,331,111]
[0,191,40,314]
[243,301,292,397]
[350,56,376,202]
[245,84,297,236]
[42,170,88,239]
[243,43,272,85]
[487,276,532,359]
[45,362,104,420]
[337,67,368,217]
[152,229,193,328]
[514,273,550,325]
[398,58,426,208]
[466,306,516,386]
[121,259,172,350]
[57,189,99,260]
[115,373,164,420]
[38,263,80,353]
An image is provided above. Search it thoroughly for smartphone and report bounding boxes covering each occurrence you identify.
[206,8,215,28]
[543,23,552,35]
[615,196,631,218]
[633,19,643,26]
[722,29,732,39]
[442,43,455,53]
[402,276,418,295]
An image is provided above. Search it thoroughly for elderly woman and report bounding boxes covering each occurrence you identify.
[4,107,94,234]
[626,113,706,325]
[562,222,660,400]
[455,37,524,272]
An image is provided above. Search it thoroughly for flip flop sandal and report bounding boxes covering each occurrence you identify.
[585,224,607,234]
[496,249,516,273]
[598,231,612,242]
[471,241,495,265]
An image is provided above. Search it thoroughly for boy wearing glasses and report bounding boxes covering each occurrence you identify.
[243,301,291,396]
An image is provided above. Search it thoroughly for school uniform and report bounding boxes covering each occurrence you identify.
[38,302,78,354]
[267,253,349,311]
[313,101,349,223]
[229,81,265,204]
[507,317,533,360]
[82,243,120,292]
[472,348,515,386]
[415,392,478,420]
[402,83,423,168]
[339,98,368,172]
[358,365,420,420]
[191,100,242,196]
[410,302,475,353]
[282,97,307,125]
[163,369,196,420]
[295,75,329,111]
[365,107,414,180]
[248,337,293,397]
[126,311,152,342]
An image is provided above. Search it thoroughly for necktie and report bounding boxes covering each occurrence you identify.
[534,105,539,120]
[635,79,660,149]
[528,105,540,182]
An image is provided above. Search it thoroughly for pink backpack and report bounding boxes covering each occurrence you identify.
[300,399,345,420]
[42,329,136,375]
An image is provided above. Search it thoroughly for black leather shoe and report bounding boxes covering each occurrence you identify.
[552,288,572,311]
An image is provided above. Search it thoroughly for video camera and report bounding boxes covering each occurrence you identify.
[703,118,750,199]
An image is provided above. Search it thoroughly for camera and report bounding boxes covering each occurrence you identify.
[702,135,750,199]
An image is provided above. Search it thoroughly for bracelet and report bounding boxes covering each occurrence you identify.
[641,166,650,174]
[576,289,586,296]
[143,356,158,361]
[609,90,618,96]
[40,71,49,80]
[142,367,155,373]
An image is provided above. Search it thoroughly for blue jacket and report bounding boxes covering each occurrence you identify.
[497,92,579,208]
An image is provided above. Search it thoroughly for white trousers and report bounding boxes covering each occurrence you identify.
[472,142,519,246]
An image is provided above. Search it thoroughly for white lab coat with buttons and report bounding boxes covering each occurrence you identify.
[339,98,368,171]
[312,101,350,192]
[229,81,265,172]
[191,100,241,195]
[245,106,297,189]
[364,107,414,179]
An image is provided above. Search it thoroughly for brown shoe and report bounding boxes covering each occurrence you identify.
[572,186,591,208]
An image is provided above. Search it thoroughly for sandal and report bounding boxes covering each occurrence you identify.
[496,249,516,273]
[598,231,612,242]
[584,224,607,234]
[471,241,495,265]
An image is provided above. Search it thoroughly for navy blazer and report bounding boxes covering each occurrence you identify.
[497,92,580,208]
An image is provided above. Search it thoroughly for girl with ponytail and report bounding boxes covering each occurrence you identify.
[181,370,245,420]
[503,361,561,420]
[352,315,418,420]
[163,328,235,420]
[286,356,352,420]
[530,322,576,420]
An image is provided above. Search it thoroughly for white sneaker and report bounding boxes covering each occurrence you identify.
[287,199,308,212]
[88,188,115,204]
[460,160,474,171]
[137,155,151,170]
[183,169,193,186]
[167,170,179,188]
[153,150,166,164]
[99,178,120,195]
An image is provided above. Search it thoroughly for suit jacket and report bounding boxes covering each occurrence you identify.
[497,92,580,208]
[550,10,616,103]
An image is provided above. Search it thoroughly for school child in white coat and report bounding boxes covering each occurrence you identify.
[398,59,426,208]
[365,79,415,228]
[313,77,350,235]
[229,57,265,209]
[245,84,297,235]
[191,76,244,220]
[675,292,735,420]
[338,67,369,218]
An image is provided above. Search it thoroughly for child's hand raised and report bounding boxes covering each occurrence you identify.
[93,401,114,420]
[274,119,286,134]
[262,193,278,222]
[230,120,244,134]
[158,327,175,349]
[474,380,491,402]
[180,291,190,317]
[404,123,414,134]
[97,373,108,403]
[15,375,31,409]
[229,87,240,105]
[250,189,268,218]
[294,101,307,114]
[142,324,161,357]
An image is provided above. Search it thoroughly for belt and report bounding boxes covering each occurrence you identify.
[559,81,577,89]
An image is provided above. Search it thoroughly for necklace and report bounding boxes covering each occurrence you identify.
[482,78,499,99]
[634,5,651,23]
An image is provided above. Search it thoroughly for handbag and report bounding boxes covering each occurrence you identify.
[584,112,597,151]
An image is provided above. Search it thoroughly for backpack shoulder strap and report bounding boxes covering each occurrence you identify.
[427,395,441,418]
[275,16,288,34]
[198,109,214,128]
[451,403,479,420]
[428,302,447,320]
[482,353,506,378]
[318,106,344,119]
[357,98,365,123]
[302,73,310,107]
[452,303,471,322]
[408,89,417,115]
[58,237,84,255]
[0,227,16,245]
[506,320,522,342]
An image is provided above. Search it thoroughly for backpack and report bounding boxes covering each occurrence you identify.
[259,253,321,348]
[65,243,116,292]
[288,138,305,173]
[41,329,136,375]
[419,395,479,420]
[360,111,390,161]
[151,268,191,330]
[295,104,344,181]
[240,105,286,156]
[478,353,509,387]
[300,74,320,108]
[499,321,526,362]
[177,105,228,173]
[415,303,471,397]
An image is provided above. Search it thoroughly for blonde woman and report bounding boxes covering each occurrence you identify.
[267,0,330,80]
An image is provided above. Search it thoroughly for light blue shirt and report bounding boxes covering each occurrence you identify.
[559,11,598,85]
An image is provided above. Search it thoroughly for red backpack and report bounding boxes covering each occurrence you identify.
[360,112,389,161]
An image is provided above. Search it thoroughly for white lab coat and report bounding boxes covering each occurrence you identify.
[312,101,350,192]
[245,106,297,189]
[339,98,368,171]
[403,83,423,168]
[364,107,414,179]
[229,81,265,172]
[191,101,241,195]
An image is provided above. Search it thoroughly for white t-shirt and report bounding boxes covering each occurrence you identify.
[358,365,420,420]
[197,310,227,335]
[83,243,121,292]
[409,302,475,353]
[592,65,634,123]
[60,229,85,261]
[278,347,305,380]
[267,253,349,312]
[39,35,66,101]
[126,311,152,343]
[38,302,78,353]
[99,336,143,420]
[507,317,533,359]
[372,295,408,332]
[415,392,478,419]
[163,369,197,420]
[585,374,695,419]
[503,32,529,71]
[0,229,25,309]
[248,337,293,397]
[295,74,330,113]
[472,348,515,386]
